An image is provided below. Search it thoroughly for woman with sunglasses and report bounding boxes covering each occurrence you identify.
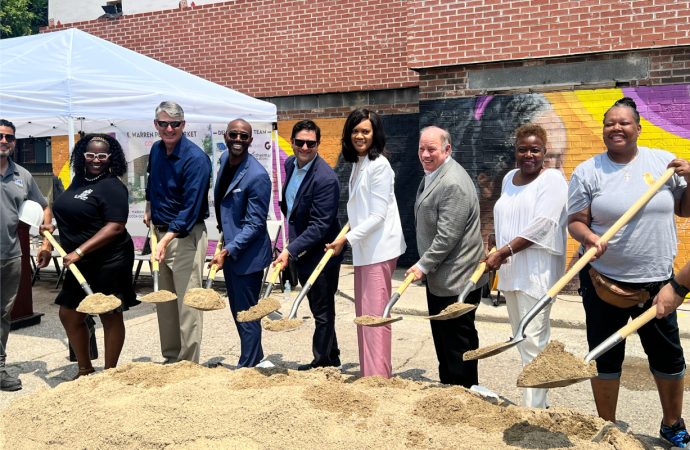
[326,109,406,378]
[51,133,138,380]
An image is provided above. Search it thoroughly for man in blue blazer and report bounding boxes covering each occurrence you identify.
[211,119,272,368]
[273,120,343,370]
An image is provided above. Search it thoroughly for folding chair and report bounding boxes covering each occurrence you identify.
[132,231,152,288]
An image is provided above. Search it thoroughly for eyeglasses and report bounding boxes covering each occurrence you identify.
[225,131,251,141]
[84,152,111,161]
[293,139,318,149]
[156,120,184,129]
[0,133,16,143]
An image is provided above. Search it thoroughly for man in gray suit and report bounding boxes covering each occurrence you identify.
[406,126,485,387]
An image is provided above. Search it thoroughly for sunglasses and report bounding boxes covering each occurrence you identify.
[0,133,16,143]
[293,139,318,149]
[156,120,184,129]
[84,152,111,161]
[225,131,251,141]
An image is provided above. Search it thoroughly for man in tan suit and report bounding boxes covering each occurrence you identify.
[406,126,485,387]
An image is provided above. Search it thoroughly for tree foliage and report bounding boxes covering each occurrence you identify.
[0,0,48,39]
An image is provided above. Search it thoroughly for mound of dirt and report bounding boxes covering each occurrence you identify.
[1,362,644,449]
[183,288,225,311]
[517,340,598,388]
[237,296,281,322]
[139,290,177,303]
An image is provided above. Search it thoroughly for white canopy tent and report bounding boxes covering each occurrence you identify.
[0,28,283,242]
[0,28,277,140]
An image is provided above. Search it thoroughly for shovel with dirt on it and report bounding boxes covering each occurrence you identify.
[183,237,226,311]
[464,168,675,362]
[19,200,121,315]
[354,272,415,327]
[424,247,497,321]
[236,262,283,322]
[262,224,350,332]
[139,224,177,304]
[517,304,659,389]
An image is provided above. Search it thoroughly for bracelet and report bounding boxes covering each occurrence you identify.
[506,243,515,257]
[75,247,84,258]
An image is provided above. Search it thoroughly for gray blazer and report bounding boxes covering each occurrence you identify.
[415,158,485,297]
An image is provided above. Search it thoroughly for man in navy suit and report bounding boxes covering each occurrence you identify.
[273,120,343,370]
[211,118,272,368]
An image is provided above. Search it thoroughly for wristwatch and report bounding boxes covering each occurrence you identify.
[669,277,690,298]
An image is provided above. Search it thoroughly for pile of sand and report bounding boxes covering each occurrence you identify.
[139,290,177,303]
[518,341,598,388]
[183,288,226,311]
[353,315,402,326]
[433,302,475,318]
[1,362,643,449]
[76,293,121,314]
[237,296,281,322]
[262,317,303,332]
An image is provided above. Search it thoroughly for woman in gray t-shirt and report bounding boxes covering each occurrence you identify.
[567,97,690,448]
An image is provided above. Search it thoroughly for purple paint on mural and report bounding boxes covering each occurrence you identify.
[623,86,690,139]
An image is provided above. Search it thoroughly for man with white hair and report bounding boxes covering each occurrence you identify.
[406,126,485,387]
[144,101,212,364]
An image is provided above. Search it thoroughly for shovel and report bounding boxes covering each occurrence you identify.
[183,236,226,311]
[464,168,675,361]
[263,224,350,332]
[42,231,122,314]
[425,247,497,321]
[519,306,658,388]
[139,224,177,303]
[236,262,283,322]
[354,272,415,327]
[18,200,120,315]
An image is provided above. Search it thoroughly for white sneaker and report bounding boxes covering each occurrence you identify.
[255,359,275,369]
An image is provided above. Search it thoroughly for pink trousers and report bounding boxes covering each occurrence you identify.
[354,257,398,378]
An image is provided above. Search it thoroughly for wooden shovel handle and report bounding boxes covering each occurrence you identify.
[42,231,88,286]
[396,272,417,296]
[547,168,675,298]
[149,224,159,272]
[306,223,350,286]
[269,262,283,284]
[470,247,497,284]
[207,236,224,281]
[619,305,658,339]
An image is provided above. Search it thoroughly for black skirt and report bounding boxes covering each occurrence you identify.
[55,238,139,311]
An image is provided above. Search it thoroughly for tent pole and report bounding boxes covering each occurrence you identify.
[273,126,286,244]
[68,117,75,181]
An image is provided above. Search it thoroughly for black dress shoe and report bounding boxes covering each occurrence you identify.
[297,363,314,371]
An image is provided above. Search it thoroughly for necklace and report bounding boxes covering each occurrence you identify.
[84,172,106,182]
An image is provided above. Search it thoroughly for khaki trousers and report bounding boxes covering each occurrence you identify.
[155,223,206,363]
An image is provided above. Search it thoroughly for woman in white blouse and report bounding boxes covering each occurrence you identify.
[327,108,406,378]
[483,123,567,408]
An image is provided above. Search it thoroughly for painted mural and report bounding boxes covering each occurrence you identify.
[276,85,690,271]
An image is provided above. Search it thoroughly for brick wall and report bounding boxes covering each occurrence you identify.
[45,0,418,98]
[407,0,690,68]
[419,47,690,100]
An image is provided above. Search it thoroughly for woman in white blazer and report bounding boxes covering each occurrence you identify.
[327,109,406,378]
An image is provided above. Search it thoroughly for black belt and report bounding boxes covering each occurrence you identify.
[154,224,169,232]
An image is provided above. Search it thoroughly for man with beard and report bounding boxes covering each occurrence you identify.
[145,101,211,364]
[0,119,53,390]
[210,119,272,368]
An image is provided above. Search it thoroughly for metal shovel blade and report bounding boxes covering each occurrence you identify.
[425,249,494,321]
[522,305,659,388]
[354,315,403,327]
[463,335,525,361]
[356,272,416,327]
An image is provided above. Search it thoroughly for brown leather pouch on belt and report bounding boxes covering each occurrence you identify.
[588,267,650,308]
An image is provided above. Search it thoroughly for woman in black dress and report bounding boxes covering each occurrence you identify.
[52,134,138,379]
